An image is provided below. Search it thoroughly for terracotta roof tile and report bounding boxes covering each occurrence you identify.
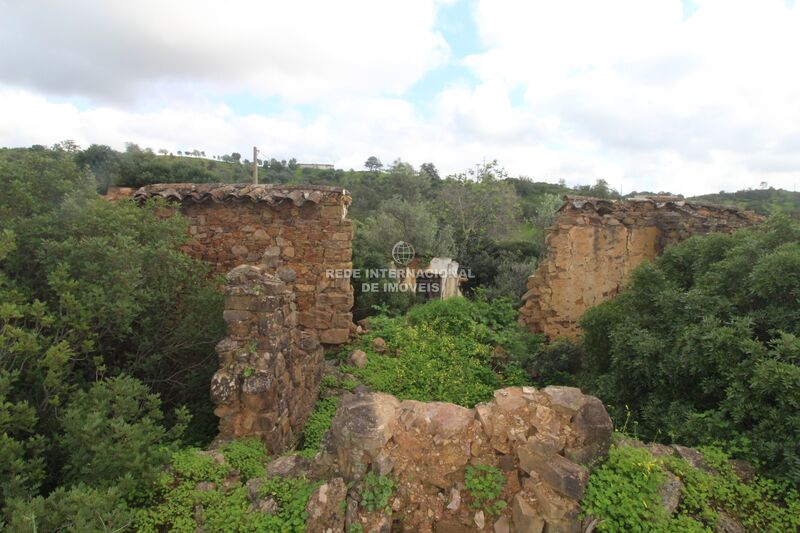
[134,183,351,206]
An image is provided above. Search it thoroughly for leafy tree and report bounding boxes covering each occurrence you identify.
[580,217,800,485]
[0,147,224,520]
[437,161,522,260]
[420,162,440,180]
[364,155,383,171]
[74,144,119,194]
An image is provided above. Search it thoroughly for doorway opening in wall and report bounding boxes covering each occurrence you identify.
[416,272,442,301]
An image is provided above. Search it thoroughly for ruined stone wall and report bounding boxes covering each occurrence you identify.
[519,196,763,339]
[210,265,323,452]
[134,183,354,344]
[320,386,612,532]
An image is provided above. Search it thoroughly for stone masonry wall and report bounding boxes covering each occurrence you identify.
[134,183,354,344]
[210,265,323,452]
[519,196,763,339]
[320,386,613,532]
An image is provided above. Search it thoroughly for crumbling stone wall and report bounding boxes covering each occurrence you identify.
[319,386,613,532]
[134,183,354,344]
[210,265,323,452]
[520,196,763,339]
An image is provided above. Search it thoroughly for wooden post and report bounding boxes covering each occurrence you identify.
[252,146,258,184]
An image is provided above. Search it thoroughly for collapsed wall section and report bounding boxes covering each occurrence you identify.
[134,183,354,344]
[319,386,613,532]
[519,196,763,339]
[210,265,323,451]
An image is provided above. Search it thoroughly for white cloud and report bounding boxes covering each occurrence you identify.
[458,0,800,193]
[0,0,449,104]
[1,0,799,196]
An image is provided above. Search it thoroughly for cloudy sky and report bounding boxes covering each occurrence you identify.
[1,0,799,195]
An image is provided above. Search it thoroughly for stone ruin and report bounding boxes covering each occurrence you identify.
[316,386,613,532]
[210,265,323,451]
[519,195,763,339]
[134,183,354,344]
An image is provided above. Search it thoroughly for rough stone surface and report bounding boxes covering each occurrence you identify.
[658,471,683,516]
[319,386,612,533]
[135,183,354,344]
[211,265,324,452]
[349,349,368,369]
[519,195,763,338]
[305,477,347,533]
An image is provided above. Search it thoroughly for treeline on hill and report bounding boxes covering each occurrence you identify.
[67,141,630,318]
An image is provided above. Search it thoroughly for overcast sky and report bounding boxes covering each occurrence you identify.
[1,0,799,195]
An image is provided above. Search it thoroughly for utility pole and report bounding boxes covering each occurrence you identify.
[252,146,258,184]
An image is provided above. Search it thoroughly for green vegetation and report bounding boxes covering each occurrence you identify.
[464,464,507,516]
[220,438,268,480]
[581,443,800,532]
[579,217,800,485]
[0,146,222,524]
[136,442,316,533]
[691,187,800,217]
[359,472,395,512]
[3,140,799,530]
[299,396,339,457]
[342,297,540,407]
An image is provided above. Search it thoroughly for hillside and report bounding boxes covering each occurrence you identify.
[690,187,800,217]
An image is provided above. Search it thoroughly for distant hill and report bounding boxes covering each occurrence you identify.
[690,188,800,217]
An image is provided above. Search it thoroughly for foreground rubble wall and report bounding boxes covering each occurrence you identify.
[135,183,354,344]
[319,386,613,532]
[210,265,323,452]
[519,195,763,339]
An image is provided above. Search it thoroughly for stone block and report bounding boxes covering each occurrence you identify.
[518,447,588,501]
[512,494,544,533]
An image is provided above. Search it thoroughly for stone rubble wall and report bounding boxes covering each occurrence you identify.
[210,265,323,452]
[320,386,613,533]
[519,195,764,339]
[134,183,354,344]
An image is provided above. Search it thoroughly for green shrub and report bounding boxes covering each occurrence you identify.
[579,217,800,485]
[581,443,800,532]
[299,397,339,457]
[581,445,672,531]
[345,298,539,407]
[61,375,187,503]
[360,472,395,512]
[137,449,317,533]
[256,476,319,532]
[5,485,133,533]
[220,438,268,481]
[350,322,501,406]
[464,464,507,515]
[169,448,228,484]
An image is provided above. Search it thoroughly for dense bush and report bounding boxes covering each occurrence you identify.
[343,297,539,406]
[580,217,800,485]
[0,146,224,519]
[582,442,800,532]
[61,376,187,502]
